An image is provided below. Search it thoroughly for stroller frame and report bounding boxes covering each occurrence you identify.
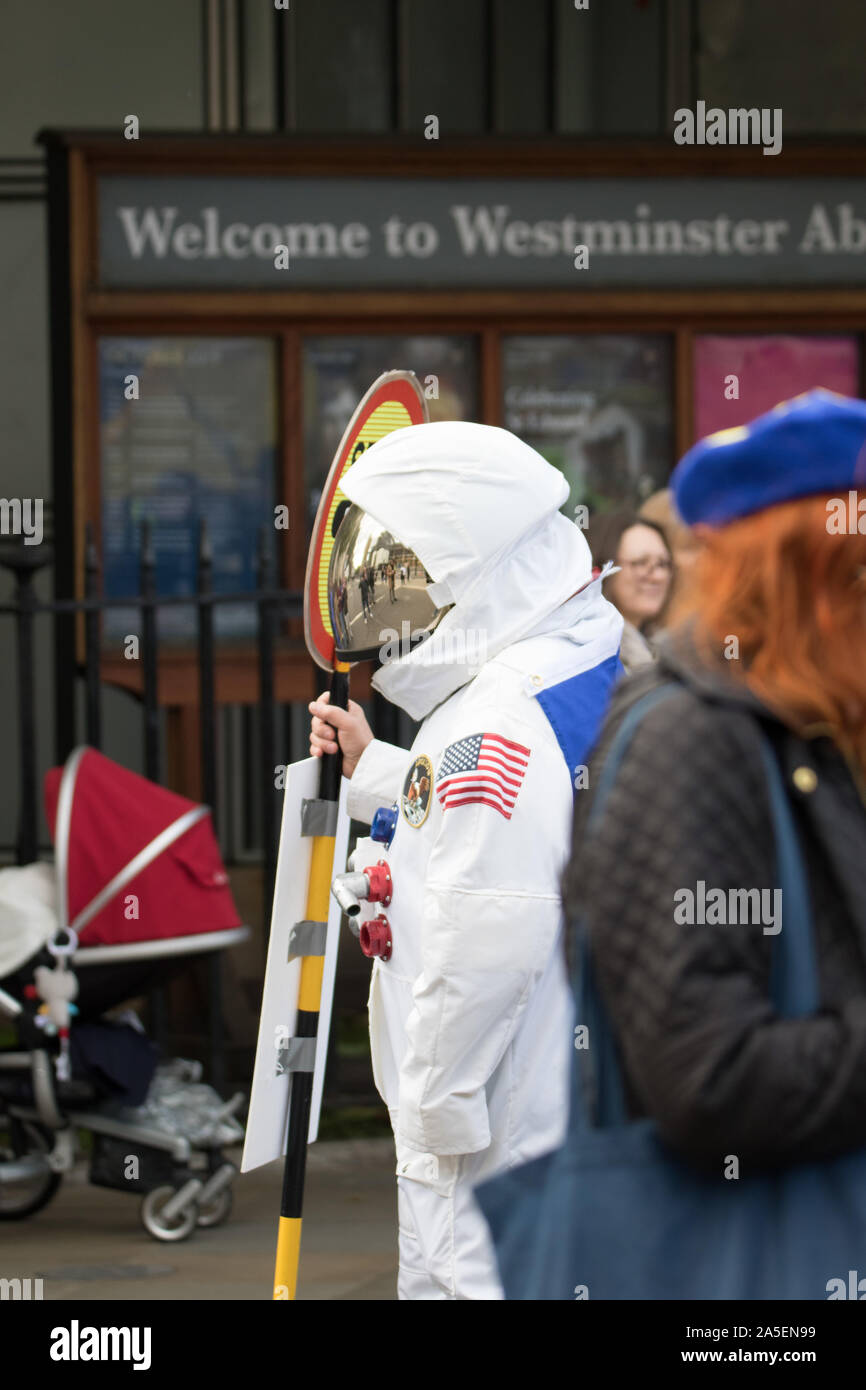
[0,746,249,1241]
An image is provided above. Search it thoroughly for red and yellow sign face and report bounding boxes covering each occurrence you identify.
[304,371,427,671]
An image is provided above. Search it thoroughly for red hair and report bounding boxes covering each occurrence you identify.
[671,495,866,771]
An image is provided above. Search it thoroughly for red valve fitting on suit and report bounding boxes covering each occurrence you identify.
[331,858,394,960]
[331,859,393,917]
[359,914,392,961]
[363,860,392,906]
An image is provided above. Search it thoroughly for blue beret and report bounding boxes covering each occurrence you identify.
[672,389,866,527]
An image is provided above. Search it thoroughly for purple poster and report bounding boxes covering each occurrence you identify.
[694,335,859,443]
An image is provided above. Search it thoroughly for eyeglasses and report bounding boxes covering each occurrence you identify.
[617,556,673,577]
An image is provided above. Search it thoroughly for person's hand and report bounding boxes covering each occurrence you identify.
[309,691,374,779]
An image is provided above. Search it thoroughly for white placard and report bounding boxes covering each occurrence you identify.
[241,760,350,1172]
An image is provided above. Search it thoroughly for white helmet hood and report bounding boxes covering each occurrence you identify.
[340,420,621,720]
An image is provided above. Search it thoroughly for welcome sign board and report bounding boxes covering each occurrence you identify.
[99,175,866,289]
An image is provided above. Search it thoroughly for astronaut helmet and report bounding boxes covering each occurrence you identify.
[327,501,452,664]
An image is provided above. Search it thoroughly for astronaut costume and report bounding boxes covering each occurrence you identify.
[328,421,623,1299]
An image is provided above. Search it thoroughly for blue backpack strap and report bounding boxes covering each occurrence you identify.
[755,737,818,1017]
[573,683,817,1130]
[586,683,679,834]
[575,683,682,1129]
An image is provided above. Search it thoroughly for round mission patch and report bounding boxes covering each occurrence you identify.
[401,754,434,828]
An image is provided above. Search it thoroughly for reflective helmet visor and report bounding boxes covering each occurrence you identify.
[327,503,451,664]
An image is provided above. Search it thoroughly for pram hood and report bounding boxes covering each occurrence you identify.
[43,748,241,949]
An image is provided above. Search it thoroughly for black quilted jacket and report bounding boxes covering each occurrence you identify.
[562,630,866,1171]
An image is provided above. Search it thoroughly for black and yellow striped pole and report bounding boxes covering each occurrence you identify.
[273,663,349,1300]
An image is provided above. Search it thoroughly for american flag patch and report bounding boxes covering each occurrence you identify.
[436,733,531,820]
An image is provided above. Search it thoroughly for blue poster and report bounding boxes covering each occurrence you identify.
[99,336,277,640]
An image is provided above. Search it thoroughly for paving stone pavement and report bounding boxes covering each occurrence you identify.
[2,1138,397,1301]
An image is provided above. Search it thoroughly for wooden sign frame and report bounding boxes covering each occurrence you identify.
[40,130,866,763]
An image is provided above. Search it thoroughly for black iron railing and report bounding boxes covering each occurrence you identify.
[0,518,407,1100]
[0,520,308,1091]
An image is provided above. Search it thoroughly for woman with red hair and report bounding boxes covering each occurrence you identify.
[552,392,866,1284]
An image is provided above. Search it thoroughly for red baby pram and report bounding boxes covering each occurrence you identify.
[44,745,248,1014]
[0,747,249,1240]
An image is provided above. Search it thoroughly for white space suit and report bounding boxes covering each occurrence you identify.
[337,422,623,1299]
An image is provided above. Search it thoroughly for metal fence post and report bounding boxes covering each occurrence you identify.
[256,527,278,948]
[139,518,166,1047]
[197,520,225,1093]
[13,564,38,865]
[140,519,159,781]
[83,522,102,749]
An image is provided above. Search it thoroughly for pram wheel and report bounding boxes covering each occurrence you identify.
[0,1117,62,1220]
[140,1184,199,1242]
[195,1186,233,1228]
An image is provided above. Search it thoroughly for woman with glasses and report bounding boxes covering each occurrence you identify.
[585,512,674,671]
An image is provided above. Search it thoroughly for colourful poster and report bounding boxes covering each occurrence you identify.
[693,335,860,443]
